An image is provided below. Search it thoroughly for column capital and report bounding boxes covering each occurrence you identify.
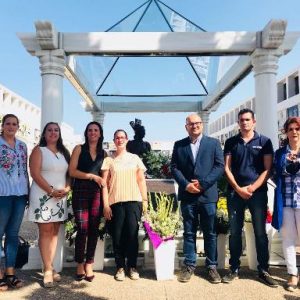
[251,48,283,76]
[37,50,66,77]
[35,21,59,50]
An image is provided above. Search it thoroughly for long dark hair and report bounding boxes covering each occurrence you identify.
[1,113,19,135]
[39,122,70,163]
[83,121,104,156]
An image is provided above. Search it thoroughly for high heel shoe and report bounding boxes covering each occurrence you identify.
[84,263,94,282]
[84,274,95,282]
[76,273,86,281]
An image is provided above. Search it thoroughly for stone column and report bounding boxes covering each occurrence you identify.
[198,111,210,135]
[37,49,66,128]
[91,111,105,127]
[251,49,282,148]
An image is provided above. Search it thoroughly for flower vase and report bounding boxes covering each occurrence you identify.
[217,234,228,269]
[153,239,176,280]
[94,239,105,271]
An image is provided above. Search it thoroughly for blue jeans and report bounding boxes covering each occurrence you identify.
[181,200,217,269]
[0,195,27,268]
[227,190,269,272]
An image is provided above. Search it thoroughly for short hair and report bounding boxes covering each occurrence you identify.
[238,108,255,120]
[283,117,300,134]
[113,129,128,140]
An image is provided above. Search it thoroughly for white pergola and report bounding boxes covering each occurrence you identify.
[18,20,300,147]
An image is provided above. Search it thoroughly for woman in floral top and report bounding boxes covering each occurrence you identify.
[0,114,29,291]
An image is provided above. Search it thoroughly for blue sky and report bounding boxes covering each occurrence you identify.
[0,0,299,142]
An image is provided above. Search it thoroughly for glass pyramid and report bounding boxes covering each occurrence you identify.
[70,0,231,108]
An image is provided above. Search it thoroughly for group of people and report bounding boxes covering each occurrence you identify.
[0,109,299,293]
[171,109,300,292]
[0,114,147,290]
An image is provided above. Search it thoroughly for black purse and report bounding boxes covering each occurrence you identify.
[15,236,30,269]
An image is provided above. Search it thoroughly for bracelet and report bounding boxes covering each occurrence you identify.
[142,199,148,202]
[89,175,94,181]
[48,185,54,197]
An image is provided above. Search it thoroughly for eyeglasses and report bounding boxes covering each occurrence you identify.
[288,127,300,132]
[186,122,202,127]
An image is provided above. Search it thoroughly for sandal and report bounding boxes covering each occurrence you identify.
[5,275,23,289]
[43,270,54,288]
[53,269,61,282]
[0,278,8,291]
[285,275,299,292]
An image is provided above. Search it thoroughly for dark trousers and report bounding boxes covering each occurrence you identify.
[72,181,101,264]
[111,201,142,269]
[181,200,217,269]
[227,190,269,272]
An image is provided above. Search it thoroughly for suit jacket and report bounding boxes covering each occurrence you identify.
[171,135,224,203]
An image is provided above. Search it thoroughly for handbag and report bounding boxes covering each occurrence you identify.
[15,236,30,269]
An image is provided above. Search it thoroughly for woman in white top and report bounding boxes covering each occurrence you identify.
[102,129,148,281]
[28,122,70,288]
[0,114,29,290]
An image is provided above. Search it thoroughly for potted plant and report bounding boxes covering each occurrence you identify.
[216,196,230,268]
[142,150,172,179]
[143,193,182,280]
[216,197,229,235]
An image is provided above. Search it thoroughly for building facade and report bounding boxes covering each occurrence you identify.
[209,66,300,146]
[0,83,82,154]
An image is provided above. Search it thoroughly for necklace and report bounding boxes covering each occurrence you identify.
[46,146,59,159]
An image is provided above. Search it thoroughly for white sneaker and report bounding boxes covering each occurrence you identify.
[114,268,125,281]
[128,268,139,280]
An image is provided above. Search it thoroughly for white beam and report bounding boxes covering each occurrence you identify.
[202,56,252,111]
[61,32,257,55]
[101,101,200,112]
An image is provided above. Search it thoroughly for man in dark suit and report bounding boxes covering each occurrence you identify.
[171,113,224,283]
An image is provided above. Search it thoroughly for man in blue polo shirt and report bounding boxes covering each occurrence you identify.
[222,108,278,287]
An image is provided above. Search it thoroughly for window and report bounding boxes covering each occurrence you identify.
[283,83,287,100]
[287,105,298,117]
[295,76,299,95]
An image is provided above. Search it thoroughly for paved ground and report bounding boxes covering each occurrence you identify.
[1,266,299,300]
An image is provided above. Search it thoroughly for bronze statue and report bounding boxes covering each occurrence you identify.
[126,118,151,158]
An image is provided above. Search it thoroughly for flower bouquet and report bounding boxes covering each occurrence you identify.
[143,192,182,280]
[216,197,229,234]
[143,193,182,248]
